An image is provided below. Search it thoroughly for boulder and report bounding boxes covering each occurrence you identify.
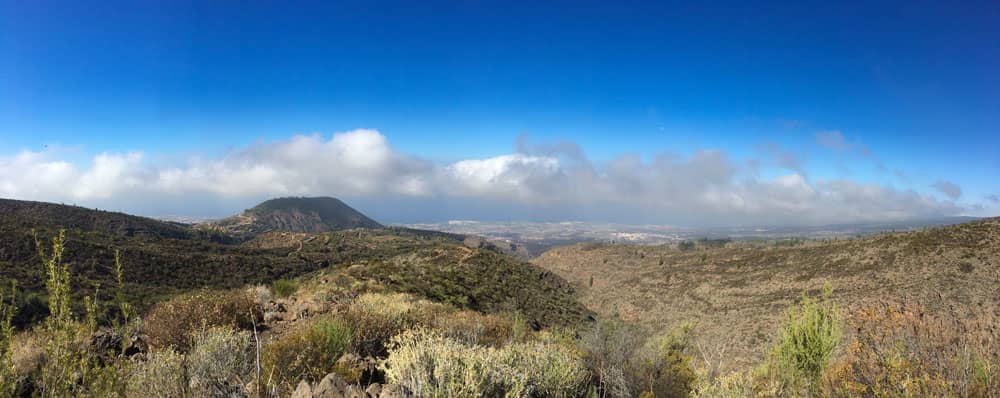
[334,353,378,383]
[291,373,410,398]
[312,372,349,397]
[291,380,313,398]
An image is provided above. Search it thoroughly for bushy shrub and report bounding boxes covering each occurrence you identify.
[263,315,353,394]
[143,288,263,351]
[381,329,589,397]
[822,301,999,397]
[246,285,273,307]
[187,326,254,397]
[340,292,446,357]
[126,349,187,398]
[271,279,298,298]
[635,322,698,398]
[770,283,842,395]
[34,229,102,397]
[579,318,642,398]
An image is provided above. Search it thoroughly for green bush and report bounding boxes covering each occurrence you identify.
[771,283,842,395]
[381,329,589,397]
[34,229,100,397]
[339,292,445,357]
[635,322,698,398]
[271,279,298,298]
[263,315,353,394]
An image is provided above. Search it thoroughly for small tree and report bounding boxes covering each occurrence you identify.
[771,283,842,396]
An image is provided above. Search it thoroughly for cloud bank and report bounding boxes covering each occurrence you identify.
[0,129,967,226]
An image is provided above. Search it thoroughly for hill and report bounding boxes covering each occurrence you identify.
[203,197,381,237]
[0,198,194,240]
[0,198,587,329]
[533,217,1000,368]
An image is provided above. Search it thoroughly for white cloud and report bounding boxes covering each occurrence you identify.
[0,129,966,225]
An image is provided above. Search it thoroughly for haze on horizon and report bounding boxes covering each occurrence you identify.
[1,1,998,227]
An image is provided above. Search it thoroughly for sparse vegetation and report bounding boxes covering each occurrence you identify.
[3,200,999,397]
[822,301,999,397]
[271,278,298,298]
[143,288,263,351]
[263,315,353,394]
[770,283,842,395]
[187,326,255,397]
[0,282,18,396]
[381,328,589,397]
[127,348,185,397]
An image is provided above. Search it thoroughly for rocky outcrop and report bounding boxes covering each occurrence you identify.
[87,329,147,365]
[291,373,411,398]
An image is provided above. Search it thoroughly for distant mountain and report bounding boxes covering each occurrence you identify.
[203,197,382,236]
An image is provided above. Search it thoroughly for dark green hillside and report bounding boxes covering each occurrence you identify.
[0,198,590,330]
[0,198,193,240]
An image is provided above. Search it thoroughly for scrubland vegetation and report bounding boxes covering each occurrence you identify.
[1,214,999,396]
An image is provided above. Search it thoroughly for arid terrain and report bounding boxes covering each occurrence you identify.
[534,218,1000,367]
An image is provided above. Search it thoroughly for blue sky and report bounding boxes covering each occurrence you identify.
[1,1,998,225]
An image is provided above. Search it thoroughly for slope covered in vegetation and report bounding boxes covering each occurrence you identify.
[534,218,1000,381]
[0,198,587,331]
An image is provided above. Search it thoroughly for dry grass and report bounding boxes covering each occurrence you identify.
[823,300,999,397]
[533,218,1000,369]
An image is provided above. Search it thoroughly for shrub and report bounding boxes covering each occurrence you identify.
[770,283,842,395]
[822,301,999,397]
[263,315,353,394]
[0,282,18,397]
[187,326,254,397]
[340,292,446,357]
[381,329,589,397]
[143,288,263,351]
[13,230,139,397]
[126,349,187,398]
[271,279,298,298]
[579,317,642,398]
[634,322,698,398]
[34,229,100,397]
[247,285,273,307]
